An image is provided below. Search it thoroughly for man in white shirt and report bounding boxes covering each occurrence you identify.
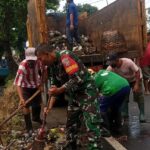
[106,52,145,123]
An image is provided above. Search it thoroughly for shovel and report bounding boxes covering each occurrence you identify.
[31,96,52,150]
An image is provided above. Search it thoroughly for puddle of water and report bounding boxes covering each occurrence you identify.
[128,115,141,138]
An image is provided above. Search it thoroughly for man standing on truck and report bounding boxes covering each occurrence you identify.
[66,0,80,51]
[106,52,146,123]
[14,47,42,134]
[36,43,101,150]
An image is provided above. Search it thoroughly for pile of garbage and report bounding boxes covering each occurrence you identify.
[0,127,66,149]
[49,30,67,49]
[48,30,98,55]
[0,81,66,149]
[0,81,22,130]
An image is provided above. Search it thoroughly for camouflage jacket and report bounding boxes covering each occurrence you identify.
[48,50,95,93]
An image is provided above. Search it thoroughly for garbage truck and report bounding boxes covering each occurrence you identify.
[26,0,147,68]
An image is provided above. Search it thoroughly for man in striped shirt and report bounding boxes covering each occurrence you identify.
[14,47,42,133]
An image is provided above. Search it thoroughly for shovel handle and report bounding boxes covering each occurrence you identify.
[0,90,40,128]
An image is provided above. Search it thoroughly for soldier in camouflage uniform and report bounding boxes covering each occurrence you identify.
[36,43,101,150]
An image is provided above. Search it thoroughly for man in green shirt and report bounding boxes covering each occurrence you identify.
[92,69,130,132]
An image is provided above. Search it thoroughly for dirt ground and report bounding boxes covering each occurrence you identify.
[44,106,67,129]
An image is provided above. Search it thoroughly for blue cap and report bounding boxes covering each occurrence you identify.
[106,52,118,65]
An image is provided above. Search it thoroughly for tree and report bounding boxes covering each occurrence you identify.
[0,0,60,76]
[0,0,28,75]
[77,4,98,16]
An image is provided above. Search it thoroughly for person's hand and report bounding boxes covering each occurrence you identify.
[48,85,65,96]
[133,83,140,93]
[39,85,44,92]
[19,98,25,106]
[49,85,57,95]
[70,24,74,30]
[48,85,59,95]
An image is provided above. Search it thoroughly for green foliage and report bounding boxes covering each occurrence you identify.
[47,0,60,11]
[0,0,27,52]
[0,0,60,76]
[0,0,61,54]
[77,4,98,15]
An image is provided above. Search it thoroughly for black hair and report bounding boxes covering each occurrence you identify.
[107,51,119,60]
[35,43,55,55]
[28,60,36,68]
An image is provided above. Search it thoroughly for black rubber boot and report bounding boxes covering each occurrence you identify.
[24,113,33,132]
[32,106,42,124]
[138,102,146,123]
[101,112,110,130]
[121,100,129,119]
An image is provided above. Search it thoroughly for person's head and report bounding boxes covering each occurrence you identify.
[25,47,37,68]
[106,52,120,68]
[66,0,73,3]
[35,43,56,66]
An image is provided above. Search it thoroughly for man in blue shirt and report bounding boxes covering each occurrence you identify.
[66,0,80,51]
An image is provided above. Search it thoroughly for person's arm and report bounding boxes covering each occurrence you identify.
[133,70,140,92]
[130,60,140,92]
[16,86,25,106]
[49,85,65,95]
[62,75,82,91]
[14,64,25,105]
[40,65,48,84]
[49,75,82,96]
[47,65,65,95]
[49,54,83,95]
[38,64,48,92]
[70,13,74,30]
[69,4,74,30]
[106,65,113,71]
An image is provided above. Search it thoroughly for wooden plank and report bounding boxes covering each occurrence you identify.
[86,0,146,55]
[27,0,48,47]
[79,50,139,64]
[104,136,127,150]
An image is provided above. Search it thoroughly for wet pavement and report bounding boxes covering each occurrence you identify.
[121,93,150,150]
[45,93,150,150]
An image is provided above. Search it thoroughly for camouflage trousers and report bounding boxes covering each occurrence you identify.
[65,88,101,150]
